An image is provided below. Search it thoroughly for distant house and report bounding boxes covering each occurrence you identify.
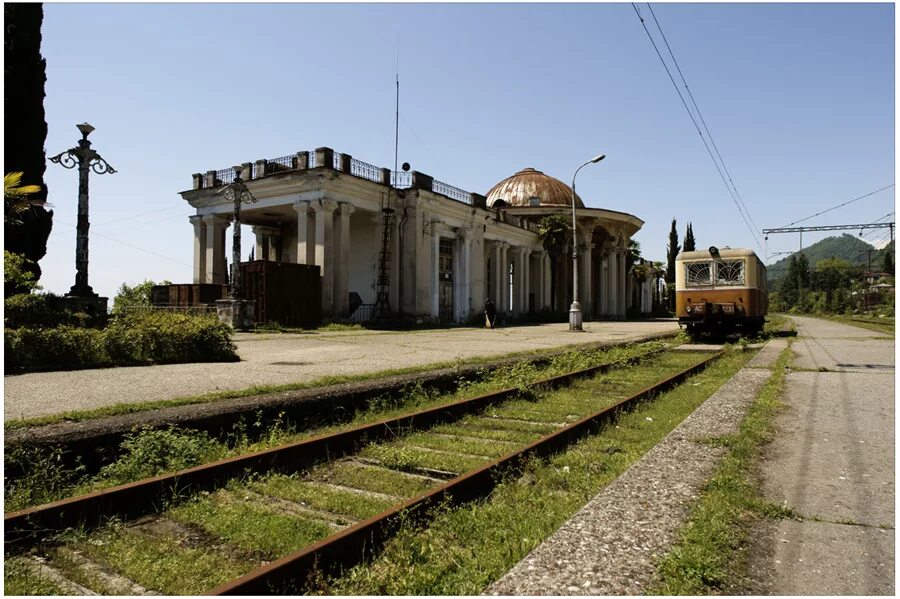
[179,147,645,324]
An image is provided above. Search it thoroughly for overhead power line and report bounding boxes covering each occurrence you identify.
[631,3,763,252]
[778,184,895,228]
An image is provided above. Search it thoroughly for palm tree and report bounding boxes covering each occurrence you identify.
[5,171,43,225]
[538,214,569,312]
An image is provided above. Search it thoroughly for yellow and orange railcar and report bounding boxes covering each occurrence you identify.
[675,247,768,335]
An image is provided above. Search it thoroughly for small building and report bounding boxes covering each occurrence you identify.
[179,147,644,324]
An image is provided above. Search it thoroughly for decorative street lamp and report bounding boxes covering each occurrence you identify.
[214,167,257,329]
[49,122,116,302]
[569,152,606,331]
[217,168,257,300]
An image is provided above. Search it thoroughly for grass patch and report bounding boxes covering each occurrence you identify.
[316,349,753,595]
[169,489,334,559]
[651,343,794,594]
[360,444,486,475]
[75,523,253,595]
[3,556,67,595]
[247,474,396,520]
[312,461,435,499]
[820,314,894,335]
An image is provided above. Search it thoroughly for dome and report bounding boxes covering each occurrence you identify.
[485,167,584,209]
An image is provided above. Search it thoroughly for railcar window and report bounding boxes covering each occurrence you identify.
[685,262,712,286]
[716,260,745,285]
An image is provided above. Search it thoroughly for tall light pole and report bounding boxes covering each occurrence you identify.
[214,167,257,329]
[569,153,606,331]
[217,168,257,300]
[49,122,116,300]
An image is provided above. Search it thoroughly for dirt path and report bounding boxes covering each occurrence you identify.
[747,315,894,595]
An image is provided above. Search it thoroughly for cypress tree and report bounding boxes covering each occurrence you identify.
[665,219,680,284]
[883,251,893,274]
[781,255,799,308]
[4,3,52,291]
[683,222,696,252]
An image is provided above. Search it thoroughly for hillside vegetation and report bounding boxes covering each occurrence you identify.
[767,234,893,283]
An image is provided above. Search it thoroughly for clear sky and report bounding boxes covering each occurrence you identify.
[37,2,894,300]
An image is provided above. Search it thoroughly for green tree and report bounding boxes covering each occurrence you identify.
[883,251,893,274]
[4,249,38,295]
[537,214,569,312]
[683,222,696,252]
[781,255,799,309]
[665,219,680,284]
[796,252,811,290]
[112,279,171,314]
[4,3,53,287]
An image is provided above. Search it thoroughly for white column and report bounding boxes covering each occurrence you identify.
[313,199,337,314]
[500,242,510,313]
[334,202,355,317]
[618,248,627,318]
[493,242,503,306]
[464,236,473,320]
[583,242,594,320]
[292,200,314,265]
[523,249,533,314]
[608,247,618,317]
[252,226,266,261]
[432,232,441,318]
[190,215,207,284]
[203,215,229,285]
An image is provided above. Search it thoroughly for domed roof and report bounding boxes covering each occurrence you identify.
[485,167,584,209]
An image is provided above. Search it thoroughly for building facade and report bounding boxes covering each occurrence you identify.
[179,147,644,324]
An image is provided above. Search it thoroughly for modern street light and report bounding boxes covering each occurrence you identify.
[569,152,606,331]
[217,168,258,300]
[49,122,116,301]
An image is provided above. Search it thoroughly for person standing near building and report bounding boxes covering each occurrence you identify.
[484,297,497,329]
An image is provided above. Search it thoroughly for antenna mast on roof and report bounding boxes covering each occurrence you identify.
[375,49,402,320]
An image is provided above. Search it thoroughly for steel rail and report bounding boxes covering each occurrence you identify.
[211,350,722,595]
[5,348,667,547]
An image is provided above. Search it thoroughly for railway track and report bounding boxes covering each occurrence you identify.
[5,348,721,595]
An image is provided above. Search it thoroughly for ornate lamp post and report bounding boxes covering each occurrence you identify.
[215,167,257,328]
[49,123,115,315]
[569,152,605,331]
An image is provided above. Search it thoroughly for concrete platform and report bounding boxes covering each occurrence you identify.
[4,320,678,422]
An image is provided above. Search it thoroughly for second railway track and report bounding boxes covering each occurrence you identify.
[6,345,723,595]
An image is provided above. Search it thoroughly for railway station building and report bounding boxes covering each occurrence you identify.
[179,147,647,324]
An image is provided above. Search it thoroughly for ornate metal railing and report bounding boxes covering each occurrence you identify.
[390,171,413,189]
[268,154,295,172]
[432,179,471,204]
[333,152,343,170]
[215,168,236,185]
[350,158,382,184]
[308,152,319,169]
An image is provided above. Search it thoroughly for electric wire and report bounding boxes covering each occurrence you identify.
[778,184,895,228]
[645,3,762,237]
[631,3,763,252]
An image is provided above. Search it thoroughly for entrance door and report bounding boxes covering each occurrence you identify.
[439,238,454,322]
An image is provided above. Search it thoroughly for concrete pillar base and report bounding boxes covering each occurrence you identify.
[62,294,108,320]
[216,298,256,330]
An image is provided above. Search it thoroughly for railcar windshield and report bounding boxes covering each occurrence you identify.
[683,259,746,287]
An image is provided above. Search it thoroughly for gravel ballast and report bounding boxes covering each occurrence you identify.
[488,340,784,595]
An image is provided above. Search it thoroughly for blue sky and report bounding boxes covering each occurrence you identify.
[38,2,894,300]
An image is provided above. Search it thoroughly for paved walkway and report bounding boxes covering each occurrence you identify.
[747,315,894,595]
[4,320,678,422]
[488,338,786,594]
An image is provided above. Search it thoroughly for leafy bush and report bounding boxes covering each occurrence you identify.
[4,292,93,329]
[92,427,226,486]
[4,250,39,295]
[5,311,238,373]
[111,278,170,314]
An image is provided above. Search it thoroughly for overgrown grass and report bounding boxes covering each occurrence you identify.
[317,349,754,595]
[820,313,894,335]
[72,523,253,595]
[247,475,396,520]
[169,489,334,559]
[651,343,794,595]
[4,336,675,432]
[3,556,67,595]
[5,341,669,512]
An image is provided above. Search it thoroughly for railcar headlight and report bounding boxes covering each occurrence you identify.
[686,305,693,313]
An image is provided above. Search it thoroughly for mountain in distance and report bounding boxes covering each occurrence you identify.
[766,234,894,283]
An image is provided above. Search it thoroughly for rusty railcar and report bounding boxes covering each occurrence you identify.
[675,247,768,335]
